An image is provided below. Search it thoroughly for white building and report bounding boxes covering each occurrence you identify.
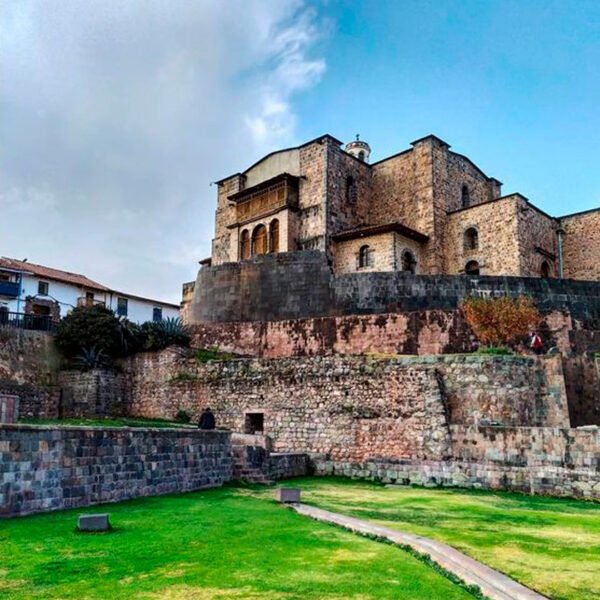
[0,257,179,327]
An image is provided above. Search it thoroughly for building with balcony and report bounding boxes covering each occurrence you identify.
[0,257,179,326]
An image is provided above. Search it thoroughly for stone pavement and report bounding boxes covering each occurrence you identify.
[291,503,549,600]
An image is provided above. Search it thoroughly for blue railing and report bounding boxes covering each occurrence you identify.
[0,311,56,332]
[0,281,20,298]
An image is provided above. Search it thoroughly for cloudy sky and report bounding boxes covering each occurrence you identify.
[1,1,598,303]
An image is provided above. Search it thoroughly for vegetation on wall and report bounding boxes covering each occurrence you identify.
[462,295,541,348]
[55,306,189,368]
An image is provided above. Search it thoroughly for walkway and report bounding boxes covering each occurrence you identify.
[291,503,549,600]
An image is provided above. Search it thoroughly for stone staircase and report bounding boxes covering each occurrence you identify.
[231,433,275,484]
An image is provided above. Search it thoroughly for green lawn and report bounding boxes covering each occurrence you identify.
[289,477,600,600]
[0,485,476,600]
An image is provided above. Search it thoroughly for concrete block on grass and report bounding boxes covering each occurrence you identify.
[276,488,301,503]
[78,513,110,532]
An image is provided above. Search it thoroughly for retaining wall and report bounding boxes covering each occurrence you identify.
[315,425,600,499]
[189,251,600,326]
[0,425,232,517]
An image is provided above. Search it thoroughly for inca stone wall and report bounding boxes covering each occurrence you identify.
[562,355,600,427]
[0,328,58,384]
[189,251,600,325]
[0,425,232,517]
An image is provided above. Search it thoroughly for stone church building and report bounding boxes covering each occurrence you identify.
[209,133,599,282]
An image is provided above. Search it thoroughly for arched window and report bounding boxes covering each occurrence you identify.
[461,185,470,208]
[401,250,417,274]
[358,150,365,161]
[540,261,551,279]
[463,227,479,251]
[251,224,268,256]
[345,176,357,204]
[358,245,371,268]
[240,229,250,260]
[269,219,280,253]
[465,260,480,276]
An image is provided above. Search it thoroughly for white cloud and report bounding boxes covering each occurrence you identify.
[0,0,326,303]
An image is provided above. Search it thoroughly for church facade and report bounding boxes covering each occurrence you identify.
[208,133,599,282]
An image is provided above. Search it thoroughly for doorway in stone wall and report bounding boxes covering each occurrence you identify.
[245,412,264,434]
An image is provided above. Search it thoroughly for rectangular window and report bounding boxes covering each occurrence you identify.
[117,297,128,317]
[38,281,49,296]
[152,307,162,322]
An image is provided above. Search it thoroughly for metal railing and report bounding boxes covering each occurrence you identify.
[0,311,56,332]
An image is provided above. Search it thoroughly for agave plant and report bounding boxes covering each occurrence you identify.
[73,346,109,371]
[141,317,190,351]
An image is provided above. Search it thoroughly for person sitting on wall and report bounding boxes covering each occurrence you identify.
[530,331,544,355]
[198,407,216,430]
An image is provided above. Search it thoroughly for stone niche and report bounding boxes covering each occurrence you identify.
[0,394,19,423]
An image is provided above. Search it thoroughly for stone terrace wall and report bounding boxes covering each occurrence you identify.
[124,352,568,461]
[0,328,59,384]
[189,251,600,327]
[562,356,600,427]
[58,370,127,418]
[191,310,476,357]
[0,425,232,517]
[315,425,600,499]
[0,380,60,419]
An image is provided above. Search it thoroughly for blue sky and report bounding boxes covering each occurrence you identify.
[295,0,599,215]
[1,1,598,302]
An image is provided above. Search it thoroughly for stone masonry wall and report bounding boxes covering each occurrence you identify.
[125,353,453,462]
[0,328,59,384]
[445,197,522,276]
[189,251,600,326]
[0,425,232,517]
[315,424,600,499]
[190,310,476,357]
[562,355,600,427]
[58,370,126,418]
[561,209,600,282]
[124,352,572,461]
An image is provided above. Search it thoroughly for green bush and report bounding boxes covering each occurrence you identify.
[174,409,192,423]
[139,317,190,352]
[55,306,127,361]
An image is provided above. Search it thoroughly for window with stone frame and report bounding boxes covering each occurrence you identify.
[461,185,470,208]
[465,260,480,275]
[463,227,479,251]
[401,249,417,274]
[251,224,268,256]
[240,229,251,260]
[345,176,357,204]
[358,245,371,268]
[269,219,280,253]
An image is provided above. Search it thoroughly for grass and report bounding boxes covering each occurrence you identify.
[0,485,478,600]
[17,416,191,429]
[289,477,600,600]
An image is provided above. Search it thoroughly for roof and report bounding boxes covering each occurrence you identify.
[0,257,180,308]
[331,222,430,243]
[0,257,110,292]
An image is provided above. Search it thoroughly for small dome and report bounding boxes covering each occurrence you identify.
[345,134,371,163]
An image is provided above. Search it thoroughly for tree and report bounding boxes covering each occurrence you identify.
[461,295,541,348]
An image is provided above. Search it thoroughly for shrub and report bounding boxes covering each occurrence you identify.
[73,347,110,370]
[475,346,513,356]
[462,295,541,348]
[174,409,191,423]
[55,306,126,361]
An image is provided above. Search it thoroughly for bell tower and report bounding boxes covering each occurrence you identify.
[345,134,371,163]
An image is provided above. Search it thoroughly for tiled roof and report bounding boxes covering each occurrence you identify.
[0,257,111,292]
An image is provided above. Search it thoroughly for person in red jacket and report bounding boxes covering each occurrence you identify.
[530,331,544,355]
